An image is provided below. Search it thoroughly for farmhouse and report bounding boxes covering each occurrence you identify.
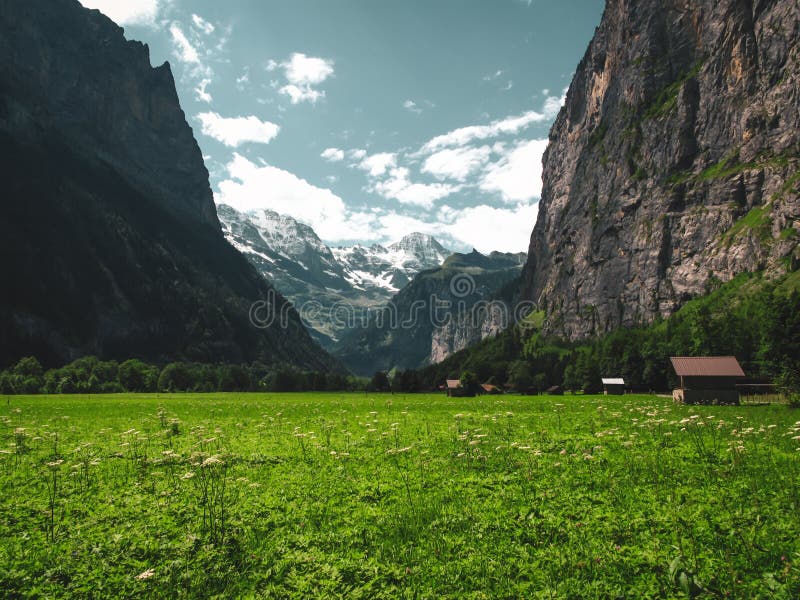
[546,385,563,396]
[480,383,501,395]
[602,377,625,395]
[670,356,745,405]
[445,379,475,397]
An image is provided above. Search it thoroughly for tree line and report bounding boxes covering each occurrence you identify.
[0,356,368,395]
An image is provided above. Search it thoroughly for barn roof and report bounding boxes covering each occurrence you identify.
[446,379,462,389]
[602,378,625,385]
[480,383,499,392]
[670,356,745,377]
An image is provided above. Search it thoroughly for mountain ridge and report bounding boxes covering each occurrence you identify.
[0,0,337,371]
[218,204,452,345]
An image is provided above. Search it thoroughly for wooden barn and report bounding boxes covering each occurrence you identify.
[480,383,501,395]
[670,356,745,405]
[602,378,625,395]
[445,379,475,397]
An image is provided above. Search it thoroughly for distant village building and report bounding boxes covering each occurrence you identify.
[445,379,475,397]
[602,378,625,395]
[670,356,745,405]
[546,385,563,396]
[480,383,501,395]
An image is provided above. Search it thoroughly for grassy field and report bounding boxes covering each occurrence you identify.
[1,392,799,598]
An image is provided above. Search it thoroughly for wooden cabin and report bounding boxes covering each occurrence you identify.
[445,379,475,397]
[480,383,501,395]
[670,356,745,405]
[546,385,563,396]
[602,378,625,395]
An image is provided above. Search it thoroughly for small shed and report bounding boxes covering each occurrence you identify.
[445,379,461,396]
[546,385,563,396]
[480,383,501,395]
[602,378,625,395]
[670,356,745,405]
[445,379,475,397]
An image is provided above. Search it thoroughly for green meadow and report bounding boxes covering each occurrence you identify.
[1,392,799,598]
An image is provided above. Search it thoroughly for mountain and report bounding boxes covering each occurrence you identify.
[333,250,527,376]
[334,232,452,292]
[0,0,337,371]
[218,204,451,345]
[521,0,800,340]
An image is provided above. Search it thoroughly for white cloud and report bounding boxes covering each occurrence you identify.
[403,100,422,114]
[215,157,536,251]
[420,110,546,154]
[277,53,334,105]
[235,68,250,91]
[78,0,160,27]
[321,148,345,162]
[422,146,492,181]
[169,24,199,64]
[348,149,367,161]
[479,138,548,202]
[279,84,325,105]
[195,78,212,103]
[542,90,567,118]
[483,69,504,81]
[216,154,379,242]
[358,152,397,177]
[283,53,334,86]
[371,167,459,208]
[372,211,445,241]
[439,203,539,253]
[266,59,279,72]
[191,14,215,35]
[418,94,564,154]
[196,112,280,147]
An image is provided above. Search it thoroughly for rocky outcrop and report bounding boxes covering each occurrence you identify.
[429,303,511,365]
[521,0,800,340]
[0,0,337,370]
[334,251,526,376]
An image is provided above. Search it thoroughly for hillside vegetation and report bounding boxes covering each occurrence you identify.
[409,270,800,393]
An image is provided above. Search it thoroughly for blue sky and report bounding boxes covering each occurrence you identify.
[78,0,603,252]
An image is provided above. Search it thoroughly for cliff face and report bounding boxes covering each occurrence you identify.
[521,0,800,340]
[0,0,218,227]
[0,0,337,370]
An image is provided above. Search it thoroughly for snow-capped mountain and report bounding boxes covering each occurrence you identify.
[217,204,451,346]
[332,234,450,292]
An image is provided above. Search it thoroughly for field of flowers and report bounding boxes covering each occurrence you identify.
[1,392,799,598]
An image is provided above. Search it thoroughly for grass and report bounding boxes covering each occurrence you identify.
[667,151,800,190]
[1,392,799,598]
[721,204,773,247]
[643,61,704,120]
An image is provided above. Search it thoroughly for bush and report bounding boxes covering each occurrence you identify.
[158,363,193,392]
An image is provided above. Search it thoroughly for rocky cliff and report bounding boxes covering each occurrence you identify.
[0,0,337,370]
[521,0,800,340]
